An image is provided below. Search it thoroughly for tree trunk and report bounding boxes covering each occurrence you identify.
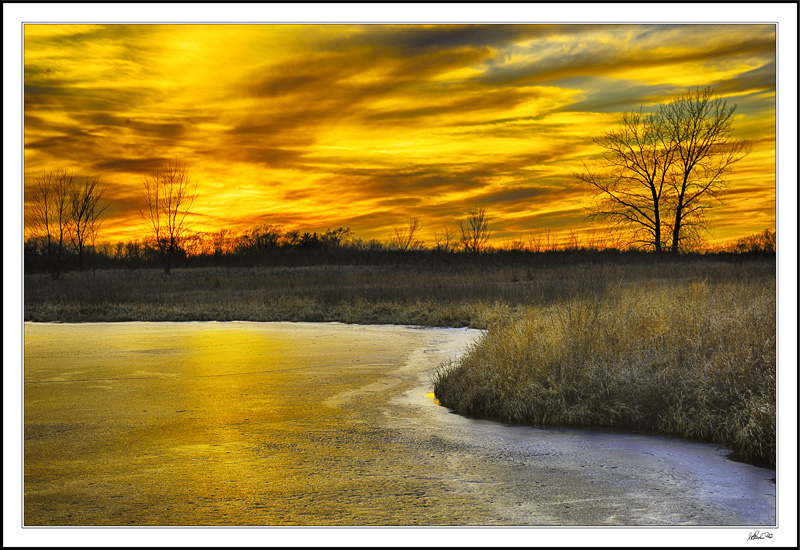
[671,184,687,254]
[653,194,663,253]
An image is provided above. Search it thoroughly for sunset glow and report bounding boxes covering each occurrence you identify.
[23,24,776,246]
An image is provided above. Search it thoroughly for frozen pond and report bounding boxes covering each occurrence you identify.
[23,322,775,526]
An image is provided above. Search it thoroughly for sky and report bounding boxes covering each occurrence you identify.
[23,23,777,247]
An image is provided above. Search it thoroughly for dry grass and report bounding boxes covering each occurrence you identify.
[24,257,773,326]
[433,276,776,468]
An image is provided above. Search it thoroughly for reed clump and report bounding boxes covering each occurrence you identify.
[433,277,776,468]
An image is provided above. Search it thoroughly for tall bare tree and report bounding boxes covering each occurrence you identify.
[458,206,490,254]
[28,168,74,278]
[659,88,750,253]
[70,175,108,272]
[138,159,198,274]
[575,108,675,252]
[576,88,749,253]
[390,216,423,251]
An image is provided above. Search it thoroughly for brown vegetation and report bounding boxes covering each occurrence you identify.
[433,263,775,468]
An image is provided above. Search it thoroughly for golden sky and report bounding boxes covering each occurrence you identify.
[23,23,776,246]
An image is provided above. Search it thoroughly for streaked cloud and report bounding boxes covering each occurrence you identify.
[23,23,775,244]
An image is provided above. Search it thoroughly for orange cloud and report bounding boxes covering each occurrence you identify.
[24,24,775,245]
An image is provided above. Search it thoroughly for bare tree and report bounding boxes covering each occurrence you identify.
[659,88,750,253]
[575,108,674,252]
[458,206,490,254]
[70,175,108,272]
[434,225,457,252]
[28,168,74,278]
[138,159,198,275]
[321,227,354,249]
[390,216,423,251]
[576,88,749,253]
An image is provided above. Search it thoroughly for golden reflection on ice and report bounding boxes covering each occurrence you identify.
[22,322,776,527]
[23,321,450,526]
[425,392,441,405]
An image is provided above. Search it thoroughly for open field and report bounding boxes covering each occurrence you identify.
[24,254,774,326]
[23,255,776,467]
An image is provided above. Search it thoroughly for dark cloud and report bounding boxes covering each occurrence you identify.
[365,24,534,51]
[243,51,375,99]
[25,80,160,112]
[560,79,679,113]
[82,113,187,131]
[295,147,590,212]
[363,88,532,122]
[243,46,491,105]
[346,171,473,198]
[197,146,307,169]
[78,114,189,140]
[233,46,497,144]
[477,32,776,87]
[25,130,99,155]
[472,185,565,205]
[92,156,171,174]
[225,108,337,137]
[341,24,619,53]
[24,113,77,134]
[100,188,147,219]
[711,61,775,95]
[247,71,339,99]
[281,188,316,202]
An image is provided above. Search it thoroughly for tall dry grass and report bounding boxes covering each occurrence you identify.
[433,277,776,468]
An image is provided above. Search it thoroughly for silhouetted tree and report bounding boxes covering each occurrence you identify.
[459,207,490,254]
[321,227,354,249]
[284,230,301,247]
[660,88,750,253]
[210,229,236,264]
[576,88,749,253]
[726,229,776,254]
[390,217,423,251]
[182,232,204,259]
[434,225,457,252]
[69,175,107,272]
[239,224,283,252]
[299,232,320,248]
[138,159,198,275]
[575,108,674,252]
[28,168,74,278]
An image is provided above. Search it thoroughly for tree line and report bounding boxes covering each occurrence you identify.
[27,168,107,278]
[24,217,775,275]
[25,87,772,276]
